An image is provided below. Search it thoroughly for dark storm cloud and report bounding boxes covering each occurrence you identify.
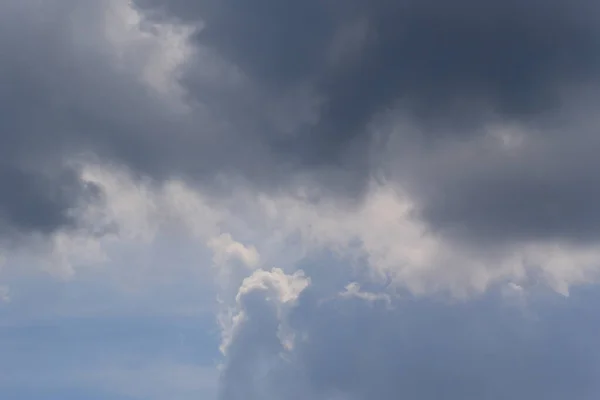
[0,165,91,237]
[132,0,600,243]
[0,0,225,236]
[0,1,87,236]
[137,0,600,139]
[0,0,200,237]
[0,0,357,237]
[3,0,600,243]
[0,0,352,239]
[378,107,600,244]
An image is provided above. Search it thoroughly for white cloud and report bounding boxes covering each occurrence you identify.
[339,282,391,306]
[208,233,260,271]
[218,268,310,400]
[4,162,599,299]
[220,268,309,355]
[0,163,227,286]
[252,181,600,297]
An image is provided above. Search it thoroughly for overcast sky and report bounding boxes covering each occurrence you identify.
[2,0,600,399]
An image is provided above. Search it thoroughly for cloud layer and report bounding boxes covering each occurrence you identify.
[3,1,600,399]
[217,267,600,400]
[2,0,600,245]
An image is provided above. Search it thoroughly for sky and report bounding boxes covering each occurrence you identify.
[2,0,600,399]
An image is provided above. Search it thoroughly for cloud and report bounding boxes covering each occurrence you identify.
[16,163,600,297]
[4,160,599,309]
[3,3,600,400]
[0,163,227,281]
[253,182,600,296]
[338,282,391,306]
[208,234,260,271]
[129,0,600,246]
[133,0,600,173]
[2,0,600,249]
[137,0,600,114]
[217,268,600,400]
[0,0,180,237]
[218,268,310,400]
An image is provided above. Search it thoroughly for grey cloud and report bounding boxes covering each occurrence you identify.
[0,0,217,236]
[3,0,600,245]
[0,1,92,237]
[4,2,600,396]
[387,115,600,244]
[133,0,600,243]
[290,289,599,400]
[0,165,88,237]
[136,0,600,137]
[0,0,355,237]
[220,270,600,400]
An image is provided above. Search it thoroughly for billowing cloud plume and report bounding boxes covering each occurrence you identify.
[218,268,310,400]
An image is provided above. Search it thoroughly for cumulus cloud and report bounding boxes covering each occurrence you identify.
[208,234,260,271]
[218,268,310,400]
